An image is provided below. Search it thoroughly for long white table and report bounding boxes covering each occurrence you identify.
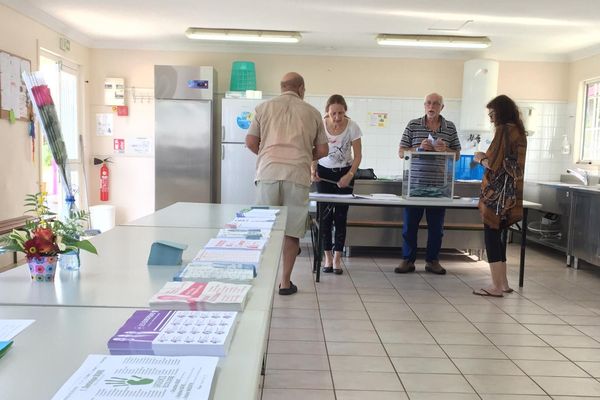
[125,202,287,231]
[0,203,286,400]
[0,306,271,400]
[0,225,283,313]
[309,193,541,286]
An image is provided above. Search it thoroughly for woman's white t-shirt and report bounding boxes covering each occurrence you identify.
[318,118,362,169]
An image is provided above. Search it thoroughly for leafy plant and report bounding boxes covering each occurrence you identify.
[0,193,97,258]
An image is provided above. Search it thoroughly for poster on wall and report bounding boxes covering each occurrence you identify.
[96,113,114,136]
[126,137,153,156]
[368,111,388,128]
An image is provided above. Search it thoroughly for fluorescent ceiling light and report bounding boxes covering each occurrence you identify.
[376,34,491,49]
[186,28,301,43]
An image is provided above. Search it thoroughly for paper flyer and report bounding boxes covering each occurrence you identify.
[0,319,35,340]
[96,113,114,136]
[368,111,388,127]
[51,354,218,400]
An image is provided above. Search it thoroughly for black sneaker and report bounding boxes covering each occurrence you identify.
[278,281,298,295]
[322,266,334,273]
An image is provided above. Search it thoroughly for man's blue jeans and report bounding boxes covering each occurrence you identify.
[402,207,446,262]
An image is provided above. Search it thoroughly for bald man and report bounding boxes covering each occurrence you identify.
[246,72,329,295]
[397,93,461,275]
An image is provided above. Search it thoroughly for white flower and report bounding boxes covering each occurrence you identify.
[56,235,66,251]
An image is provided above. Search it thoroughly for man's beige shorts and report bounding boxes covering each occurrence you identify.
[255,180,309,239]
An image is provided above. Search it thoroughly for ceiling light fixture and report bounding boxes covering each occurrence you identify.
[186,28,301,43]
[376,34,491,49]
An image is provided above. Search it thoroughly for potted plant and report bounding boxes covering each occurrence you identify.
[0,193,98,281]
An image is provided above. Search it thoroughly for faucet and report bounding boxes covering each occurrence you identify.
[566,168,589,186]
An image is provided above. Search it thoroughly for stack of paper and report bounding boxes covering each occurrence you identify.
[217,228,270,239]
[192,248,262,267]
[108,310,238,357]
[225,217,274,230]
[203,238,267,251]
[174,262,256,283]
[236,207,279,219]
[149,281,251,311]
[51,354,218,400]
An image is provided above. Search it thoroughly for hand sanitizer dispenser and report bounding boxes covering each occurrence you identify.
[561,135,571,155]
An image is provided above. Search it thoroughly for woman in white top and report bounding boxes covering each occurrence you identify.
[311,94,362,274]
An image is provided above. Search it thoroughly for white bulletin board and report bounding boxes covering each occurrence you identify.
[0,50,32,121]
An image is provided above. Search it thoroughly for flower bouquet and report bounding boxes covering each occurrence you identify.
[22,70,75,214]
[0,193,98,281]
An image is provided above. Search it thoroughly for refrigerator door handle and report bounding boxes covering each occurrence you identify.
[221,125,225,142]
[222,145,225,160]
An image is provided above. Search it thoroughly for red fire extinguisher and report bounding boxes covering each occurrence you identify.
[94,157,112,202]
[100,163,109,201]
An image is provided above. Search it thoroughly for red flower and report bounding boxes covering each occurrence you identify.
[24,236,58,258]
[24,239,40,258]
[31,85,54,107]
[34,227,55,242]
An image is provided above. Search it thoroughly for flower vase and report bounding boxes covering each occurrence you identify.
[59,250,80,271]
[27,256,58,282]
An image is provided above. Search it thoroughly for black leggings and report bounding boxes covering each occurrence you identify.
[316,164,353,252]
[484,224,507,263]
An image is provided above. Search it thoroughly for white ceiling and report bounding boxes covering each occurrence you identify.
[3,0,600,62]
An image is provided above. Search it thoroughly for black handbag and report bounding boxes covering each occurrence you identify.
[354,168,377,180]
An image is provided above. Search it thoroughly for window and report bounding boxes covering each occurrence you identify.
[39,52,82,215]
[581,80,600,162]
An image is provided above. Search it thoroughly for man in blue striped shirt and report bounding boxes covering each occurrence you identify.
[396,93,461,275]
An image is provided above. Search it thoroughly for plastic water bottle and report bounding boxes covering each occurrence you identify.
[59,250,80,271]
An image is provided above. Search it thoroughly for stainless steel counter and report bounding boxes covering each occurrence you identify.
[523,180,600,268]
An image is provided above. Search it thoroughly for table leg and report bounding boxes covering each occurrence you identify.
[316,203,323,282]
[519,207,528,288]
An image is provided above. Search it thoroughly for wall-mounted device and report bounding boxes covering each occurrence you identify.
[104,77,125,106]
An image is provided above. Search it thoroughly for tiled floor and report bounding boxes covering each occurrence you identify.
[262,242,600,400]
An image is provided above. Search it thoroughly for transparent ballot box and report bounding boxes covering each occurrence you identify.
[402,151,456,200]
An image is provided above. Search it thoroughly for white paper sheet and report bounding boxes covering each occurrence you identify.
[0,319,35,341]
[51,354,218,400]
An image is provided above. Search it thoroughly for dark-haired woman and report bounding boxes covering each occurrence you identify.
[311,94,362,275]
[473,95,527,297]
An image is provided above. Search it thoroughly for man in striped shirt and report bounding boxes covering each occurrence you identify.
[396,93,461,275]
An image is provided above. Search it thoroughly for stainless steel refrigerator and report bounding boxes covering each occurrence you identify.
[220,98,265,204]
[154,65,215,210]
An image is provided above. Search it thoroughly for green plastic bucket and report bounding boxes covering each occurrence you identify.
[230,61,256,91]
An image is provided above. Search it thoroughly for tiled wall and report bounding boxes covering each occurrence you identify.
[305,95,572,182]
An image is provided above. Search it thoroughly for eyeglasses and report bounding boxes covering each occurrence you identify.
[424,101,442,107]
[488,110,495,117]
